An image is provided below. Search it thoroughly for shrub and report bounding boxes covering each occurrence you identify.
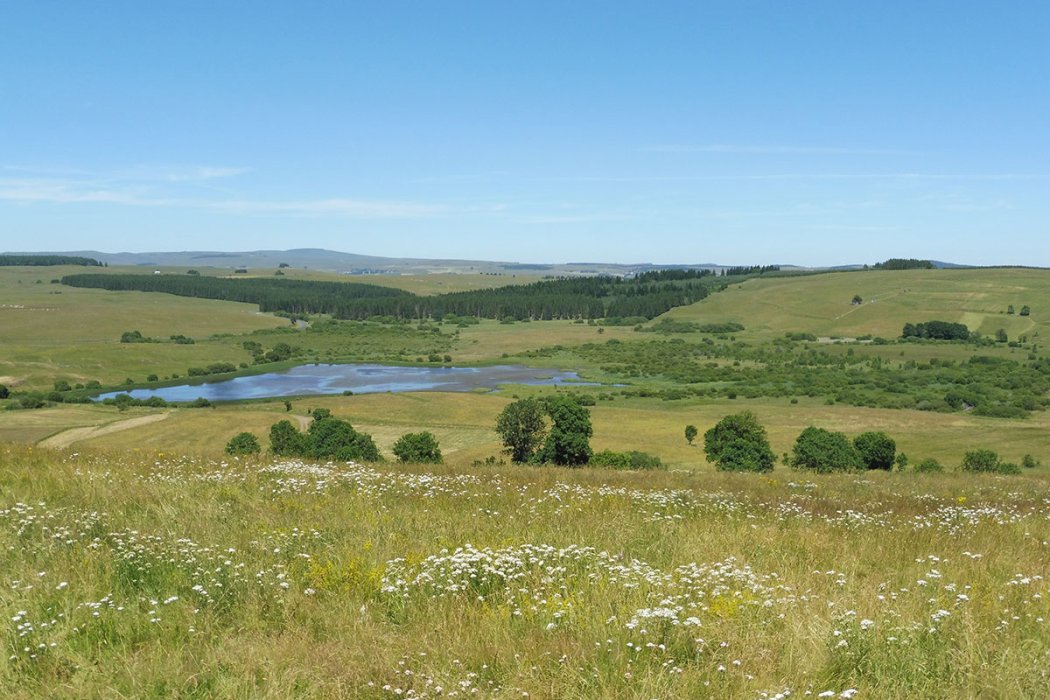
[308,418,380,462]
[790,427,861,472]
[684,424,698,445]
[120,330,149,343]
[853,431,896,470]
[1023,454,1038,469]
[913,458,944,473]
[225,432,261,456]
[703,412,775,473]
[590,450,664,470]
[53,380,71,392]
[0,384,8,399]
[393,432,443,464]
[960,449,1001,473]
[269,420,304,456]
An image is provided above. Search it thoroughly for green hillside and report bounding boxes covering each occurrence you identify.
[663,268,1048,341]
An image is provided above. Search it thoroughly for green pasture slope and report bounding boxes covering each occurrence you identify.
[0,265,286,388]
[665,267,1048,342]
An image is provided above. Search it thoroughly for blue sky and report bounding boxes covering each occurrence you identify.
[2,1,1048,266]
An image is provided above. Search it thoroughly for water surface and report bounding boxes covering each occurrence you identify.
[96,363,593,402]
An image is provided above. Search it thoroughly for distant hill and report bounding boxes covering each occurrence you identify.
[11,248,754,276]
[4,248,991,275]
[662,266,1049,342]
[929,260,975,269]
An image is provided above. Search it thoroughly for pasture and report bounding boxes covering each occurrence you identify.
[664,268,1049,343]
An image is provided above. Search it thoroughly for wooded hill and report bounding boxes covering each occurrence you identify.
[0,255,102,267]
[60,269,737,321]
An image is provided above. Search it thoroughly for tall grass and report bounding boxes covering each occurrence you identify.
[1,443,1048,698]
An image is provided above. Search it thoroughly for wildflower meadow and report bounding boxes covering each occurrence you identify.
[1,444,1048,698]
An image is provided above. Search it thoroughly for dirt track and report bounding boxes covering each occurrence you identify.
[38,413,172,449]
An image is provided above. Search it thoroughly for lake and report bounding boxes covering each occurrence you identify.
[95,363,595,402]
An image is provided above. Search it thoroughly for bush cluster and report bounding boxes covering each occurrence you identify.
[269,415,380,462]
[590,450,664,470]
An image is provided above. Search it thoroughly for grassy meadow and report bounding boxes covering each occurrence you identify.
[14,392,1045,475]
[1,263,1049,696]
[664,268,1049,343]
[2,443,1048,698]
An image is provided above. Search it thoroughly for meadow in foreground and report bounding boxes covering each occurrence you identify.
[2,443,1048,698]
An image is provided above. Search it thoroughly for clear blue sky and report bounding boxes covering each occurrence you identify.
[2,1,1048,266]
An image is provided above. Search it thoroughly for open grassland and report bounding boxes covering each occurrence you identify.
[0,266,283,388]
[14,393,1049,474]
[1,443,1047,698]
[664,268,1049,342]
[3,265,1049,471]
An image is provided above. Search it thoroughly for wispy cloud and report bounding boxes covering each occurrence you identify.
[210,198,449,219]
[2,163,249,183]
[546,172,1046,183]
[0,166,475,220]
[518,213,627,224]
[0,178,163,206]
[642,144,917,156]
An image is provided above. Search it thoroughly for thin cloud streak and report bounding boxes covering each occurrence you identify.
[643,144,918,156]
[0,175,486,220]
[210,198,448,219]
[1,163,250,183]
[547,172,1046,183]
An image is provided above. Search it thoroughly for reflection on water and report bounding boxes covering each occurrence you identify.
[95,364,594,402]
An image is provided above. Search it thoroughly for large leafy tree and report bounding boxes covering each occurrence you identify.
[495,398,548,463]
[703,412,775,472]
[853,431,896,470]
[790,427,861,472]
[537,396,593,466]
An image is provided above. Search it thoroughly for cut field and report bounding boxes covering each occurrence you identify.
[25,393,1050,473]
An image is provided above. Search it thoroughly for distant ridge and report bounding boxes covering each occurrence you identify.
[929,260,976,269]
[5,248,1009,274]
[10,249,746,276]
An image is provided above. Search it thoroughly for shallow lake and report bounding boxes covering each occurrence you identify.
[96,364,595,402]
